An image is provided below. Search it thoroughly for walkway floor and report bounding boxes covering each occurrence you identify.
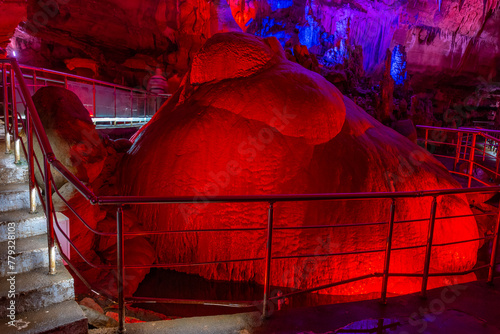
[88,278,500,333]
[253,277,500,334]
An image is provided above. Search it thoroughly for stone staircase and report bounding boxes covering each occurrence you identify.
[0,137,87,333]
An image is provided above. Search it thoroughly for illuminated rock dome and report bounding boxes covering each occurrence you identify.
[121,32,479,296]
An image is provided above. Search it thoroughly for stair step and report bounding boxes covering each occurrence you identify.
[0,300,87,334]
[0,158,29,185]
[0,264,75,317]
[0,210,46,243]
[0,140,29,185]
[0,183,30,213]
[0,234,51,276]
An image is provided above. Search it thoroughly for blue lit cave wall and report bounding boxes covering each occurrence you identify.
[231,0,500,82]
[243,0,405,72]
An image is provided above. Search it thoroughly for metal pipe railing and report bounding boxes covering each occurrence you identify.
[421,196,438,298]
[2,58,500,332]
[1,64,10,153]
[10,68,20,164]
[262,202,274,318]
[418,125,500,184]
[381,198,396,304]
[116,206,125,333]
[0,63,171,121]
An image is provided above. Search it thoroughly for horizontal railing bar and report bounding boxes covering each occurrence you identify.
[474,163,500,178]
[417,125,481,134]
[423,140,466,147]
[393,212,495,226]
[50,160,98,203]
[428,264,491,277]
[96,185,500,205]
[120,227,267,236]
[51,183,116,236]
[447,171,491,186]
[433,236,493,247]
[52,212,115,269]
[92,117,152,122]
[272,248,385,260]
[268,273,382,301]
[388,273,424,277]
[274,221,388,230]
[0,63,172,96]
[53,232,117,303]
[467,128,500,136]
[389,264,491,278]
[123,257,266,269]
[438,212,496,220]
[126,297,257,308]
[391,244,426,251]
[68,209,495,237]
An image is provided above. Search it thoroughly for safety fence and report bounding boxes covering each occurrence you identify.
[0,61,170,126]
[417,125,500,187]
[1,58,500,334]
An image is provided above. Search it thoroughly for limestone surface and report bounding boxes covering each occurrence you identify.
[121,32,479,296]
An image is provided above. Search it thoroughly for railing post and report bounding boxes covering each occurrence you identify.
[44,157,56,275]
[454,132,462,171]
[130,90,133,117]
[468,134,477,188]
[10,69,20,164]
[92,82,97,117]
[421,196,438,298]
[117,206,126,333]
[262,202,275,318]
[462,133,469,160]
[483,135,486,161]
[424,128,428,151]
[496,144,500,176]
[381,198,396,304]
[488,198,500,284]
[2,64,10,153]
[27,106,36,213]
[33,70,37,92]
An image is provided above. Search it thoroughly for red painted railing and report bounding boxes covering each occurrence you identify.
[0,62,170,121]
[2,58,500,333]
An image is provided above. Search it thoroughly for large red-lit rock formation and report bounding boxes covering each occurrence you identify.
[121,32,479,296]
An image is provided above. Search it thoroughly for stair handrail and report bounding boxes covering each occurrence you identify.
[3,59,97,201]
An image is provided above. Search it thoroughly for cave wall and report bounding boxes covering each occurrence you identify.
[238,0,500,89]
[0,2,26,49]
[2,0,499,93]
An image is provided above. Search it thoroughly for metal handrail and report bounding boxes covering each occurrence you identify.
[5,63,164,94]
[0,61,171,120]
[2,58,500,333]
